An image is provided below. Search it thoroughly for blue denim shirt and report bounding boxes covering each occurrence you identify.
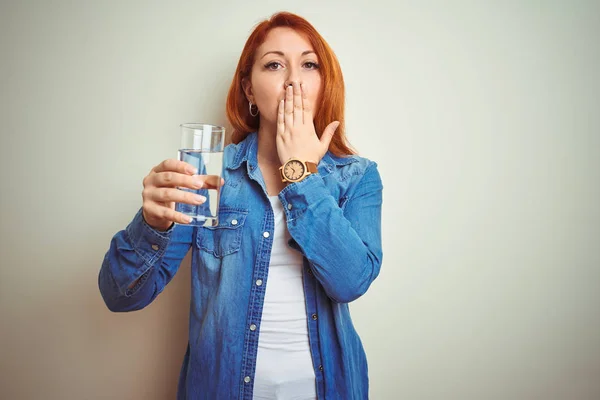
[99,132,383,399]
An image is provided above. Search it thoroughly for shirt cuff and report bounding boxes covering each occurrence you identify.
[125,208,173,267]
[278,173,331,222]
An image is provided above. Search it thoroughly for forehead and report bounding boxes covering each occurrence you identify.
[257,27,314,55]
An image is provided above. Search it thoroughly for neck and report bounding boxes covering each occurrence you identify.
[256,121,280,166]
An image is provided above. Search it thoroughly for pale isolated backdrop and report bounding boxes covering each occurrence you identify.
[0,1,599,399]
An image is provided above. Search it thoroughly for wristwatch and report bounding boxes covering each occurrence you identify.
[279,159,318,183]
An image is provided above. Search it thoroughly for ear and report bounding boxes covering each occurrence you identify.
[241,77,254,103]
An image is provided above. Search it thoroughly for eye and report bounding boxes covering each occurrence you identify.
[304,61,320,70]
[265,61,283,70]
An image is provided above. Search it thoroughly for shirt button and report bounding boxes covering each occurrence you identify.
[287,203,293,210]
[231,219,238,226]
[250,324,257,331]
[244,376,251,383]
[312,313,318,320]
[151,244,159,251]
[263,231,270,238]
[256,279,263,286]
[319,364,323,371]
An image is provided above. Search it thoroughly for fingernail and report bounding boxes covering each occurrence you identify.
[195,194,206,203]
[183,215,192,223]
[187,166,198,174]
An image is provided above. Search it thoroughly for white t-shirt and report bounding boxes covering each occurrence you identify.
[252,196,317,400]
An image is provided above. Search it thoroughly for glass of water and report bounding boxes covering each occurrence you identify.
[175,123,225,227]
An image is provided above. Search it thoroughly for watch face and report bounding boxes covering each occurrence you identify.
[283,160,306,181]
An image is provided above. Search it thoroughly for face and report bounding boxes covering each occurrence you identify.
[243,27,322,126]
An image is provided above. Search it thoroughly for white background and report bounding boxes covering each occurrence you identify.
[1,1,599,399]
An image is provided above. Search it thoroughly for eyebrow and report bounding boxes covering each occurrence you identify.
[260,50,316,59]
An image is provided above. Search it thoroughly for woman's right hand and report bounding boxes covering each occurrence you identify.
[141,159,224,231]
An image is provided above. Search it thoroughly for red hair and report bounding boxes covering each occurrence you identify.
[226,12,355,156]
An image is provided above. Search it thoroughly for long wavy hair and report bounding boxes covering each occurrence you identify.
[225,12,355,156]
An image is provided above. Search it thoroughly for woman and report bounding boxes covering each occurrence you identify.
[99,11,383,400]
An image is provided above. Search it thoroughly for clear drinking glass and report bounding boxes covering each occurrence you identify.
[175,123,225,227]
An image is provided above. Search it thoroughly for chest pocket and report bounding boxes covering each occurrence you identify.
[196,208,248,257]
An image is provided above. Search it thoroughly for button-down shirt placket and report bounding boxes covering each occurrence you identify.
[302,258,326,399]
[239,176,275,399]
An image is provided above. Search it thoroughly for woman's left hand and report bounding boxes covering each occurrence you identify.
[276,81,340,165]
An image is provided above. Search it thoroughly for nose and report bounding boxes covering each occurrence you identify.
[284,66,301,88]
[284,78,296,89]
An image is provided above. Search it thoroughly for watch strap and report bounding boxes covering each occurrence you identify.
[305,161,318,174]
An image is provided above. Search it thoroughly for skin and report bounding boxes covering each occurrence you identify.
[243,27,340,167]
[142,27,339,231]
